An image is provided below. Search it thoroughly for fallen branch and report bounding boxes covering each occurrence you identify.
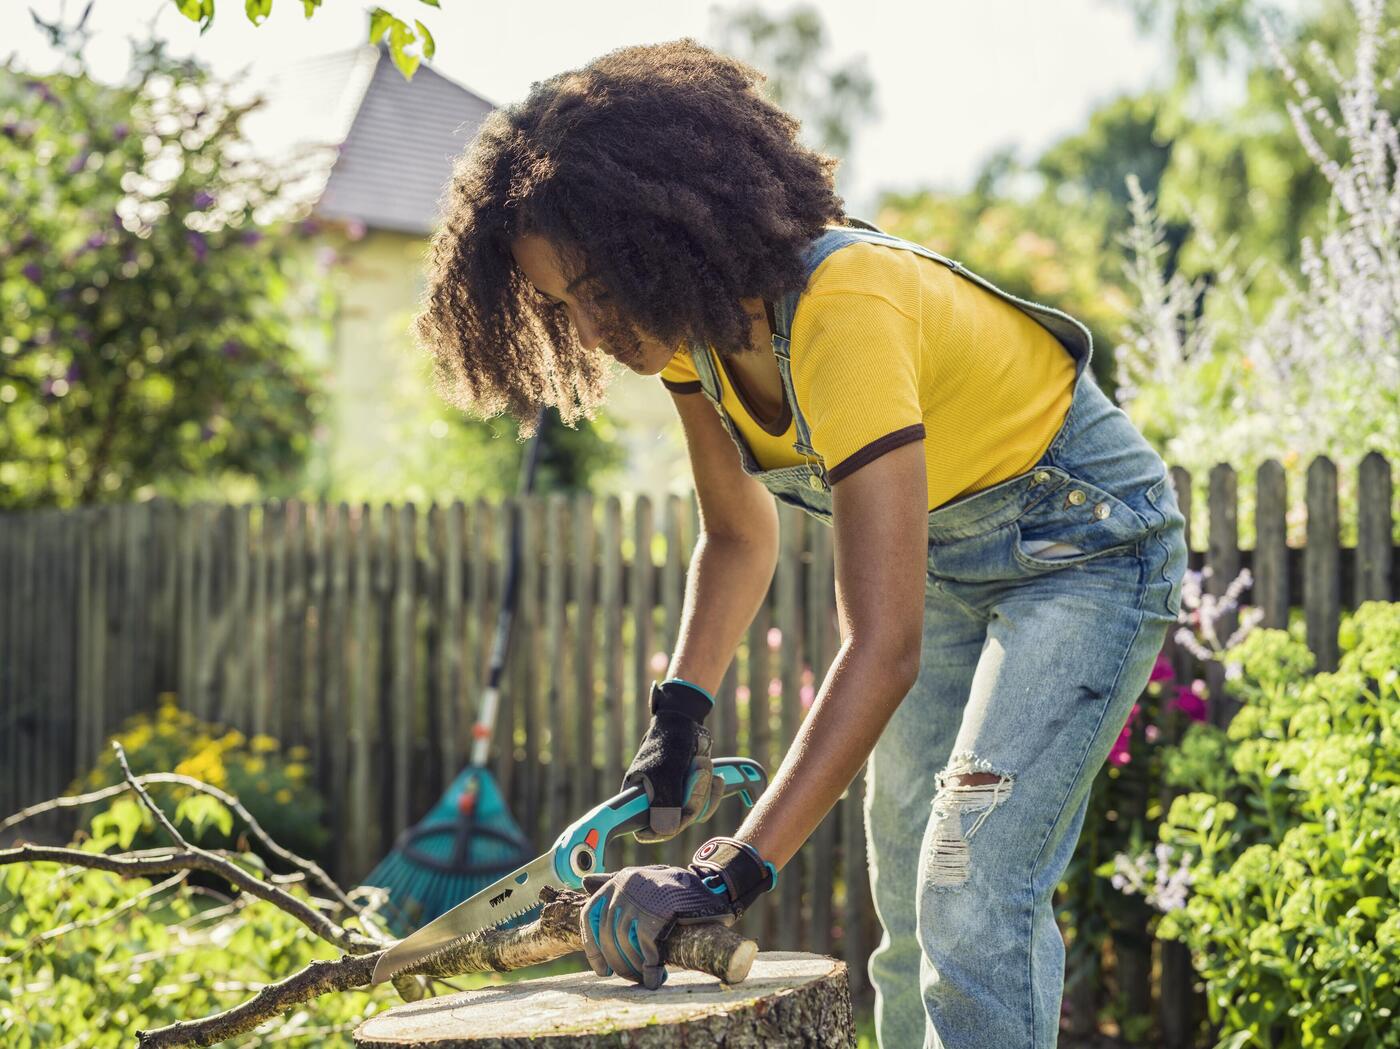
[4,752,755,1048]
[134,886,756,1048]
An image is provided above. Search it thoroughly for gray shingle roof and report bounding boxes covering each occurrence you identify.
[254,45,496,235]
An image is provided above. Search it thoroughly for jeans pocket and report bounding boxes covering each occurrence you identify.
[1013,471,1151,570]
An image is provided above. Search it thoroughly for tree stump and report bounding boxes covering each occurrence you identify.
[353,951,854,1048]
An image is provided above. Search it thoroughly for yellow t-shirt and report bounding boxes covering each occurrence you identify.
[659,240,1077,511]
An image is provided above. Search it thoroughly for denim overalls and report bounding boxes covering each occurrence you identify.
[689,221,1188,1049]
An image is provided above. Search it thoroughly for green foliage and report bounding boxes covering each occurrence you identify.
[0,847,383,1047]
[0,38,330,509]
[1136,603,1400,1047]
[73,694,329,865]
[166,0,439,80]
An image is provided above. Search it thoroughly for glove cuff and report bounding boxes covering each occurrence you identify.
[690,836,777,916]
[650,678,713,724]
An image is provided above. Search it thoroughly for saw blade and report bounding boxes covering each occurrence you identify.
[370,851,564,985]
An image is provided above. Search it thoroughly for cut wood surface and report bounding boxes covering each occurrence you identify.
[353,951,853,1049]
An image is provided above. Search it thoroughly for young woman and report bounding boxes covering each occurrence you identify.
[416,38,1188,1049]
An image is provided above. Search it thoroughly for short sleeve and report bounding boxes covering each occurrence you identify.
[659,346,704,394]
[791,287,925,484]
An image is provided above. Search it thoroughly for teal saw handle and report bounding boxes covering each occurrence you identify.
[548,756,767,888]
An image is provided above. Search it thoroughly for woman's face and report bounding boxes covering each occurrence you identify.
[510,234,677,376]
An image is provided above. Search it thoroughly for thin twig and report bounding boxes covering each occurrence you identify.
[112,741,188,848]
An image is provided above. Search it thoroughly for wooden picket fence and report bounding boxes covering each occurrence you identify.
[0,451,1395,1035]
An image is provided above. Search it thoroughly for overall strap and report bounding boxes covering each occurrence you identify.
[768,221,892,481]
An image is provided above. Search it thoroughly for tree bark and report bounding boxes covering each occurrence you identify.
[353,951,853,1048]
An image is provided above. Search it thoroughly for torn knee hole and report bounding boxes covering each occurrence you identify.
[926,757,1014,887]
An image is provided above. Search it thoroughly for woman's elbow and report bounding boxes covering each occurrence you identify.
[850,629,923,698]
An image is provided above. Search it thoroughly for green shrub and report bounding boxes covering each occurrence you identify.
[1133,602,1400,1047]
[71,693,329,865]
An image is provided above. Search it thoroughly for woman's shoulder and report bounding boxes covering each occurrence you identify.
[802,239,927,314]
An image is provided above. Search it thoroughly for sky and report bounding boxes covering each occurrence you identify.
[7,0,1175,214]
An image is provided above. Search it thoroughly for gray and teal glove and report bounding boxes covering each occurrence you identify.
[579,836,777,989]
[623,678,715,843]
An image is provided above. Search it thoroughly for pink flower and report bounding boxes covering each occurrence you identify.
[799,684,816,709]
[649,651,668,674]
[1144,724,1160,743]
[1108,703,1142,765]
[1150,653,1174,682]
[767,627,783,650]
[767,677,782,698]
[735,685,751,703]
[1168,685,1207,723]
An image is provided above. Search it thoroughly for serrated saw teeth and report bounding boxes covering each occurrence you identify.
[397,905,542,978]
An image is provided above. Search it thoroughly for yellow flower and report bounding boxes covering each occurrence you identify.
[285,762,306,782]
[250,734,280,754]
[221,730,245,748]
[275,788,293,804]
[288,745,310,762]
[244,757,266,775]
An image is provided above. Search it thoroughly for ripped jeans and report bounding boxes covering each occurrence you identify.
[862,371,1187,1049]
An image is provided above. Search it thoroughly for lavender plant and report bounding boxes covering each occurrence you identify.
[1112,0,1399,547]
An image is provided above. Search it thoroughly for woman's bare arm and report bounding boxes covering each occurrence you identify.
[664,389,780,695]
[731,439,928,869]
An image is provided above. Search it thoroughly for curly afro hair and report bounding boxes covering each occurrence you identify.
[415,37,849,434]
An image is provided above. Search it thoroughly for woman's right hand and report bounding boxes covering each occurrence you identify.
[623,679,715,843]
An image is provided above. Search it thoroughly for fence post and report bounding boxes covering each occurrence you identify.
[1206,464,1240,725]
[1254,459,1290,629]
[1356,452,1393,603]
[571,494,597,820]
[1305,457,1341,672]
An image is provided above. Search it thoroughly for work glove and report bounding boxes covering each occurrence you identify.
[624,679,715,843]
[579,836,777,990]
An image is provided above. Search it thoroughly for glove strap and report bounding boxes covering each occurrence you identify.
[650,678,713,724]
[690,836,777,916]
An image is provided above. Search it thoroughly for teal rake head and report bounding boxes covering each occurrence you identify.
[359,767,535,937]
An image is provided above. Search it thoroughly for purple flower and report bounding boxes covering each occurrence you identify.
[84,231,105,251]
[25,80,55,104]
[22,263,42,284]
[112,122,129,142]
[187,230,208,264]
[67,152,88,175]
[192,190,216,210]
[200,423,215,442]
[1,120,18,140]
[238,229,263,246]
[1108,702,1142,766]
[220,339,242,359]
[1149,653,1174,682]
[1168,685,1207,723]
[65,363,81,382]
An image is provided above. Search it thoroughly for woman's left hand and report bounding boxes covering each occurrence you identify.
[579,864,738,989]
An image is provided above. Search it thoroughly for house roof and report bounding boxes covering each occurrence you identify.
[251,45,496,236]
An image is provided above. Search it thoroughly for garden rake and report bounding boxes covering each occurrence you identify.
[357,408,548,935]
